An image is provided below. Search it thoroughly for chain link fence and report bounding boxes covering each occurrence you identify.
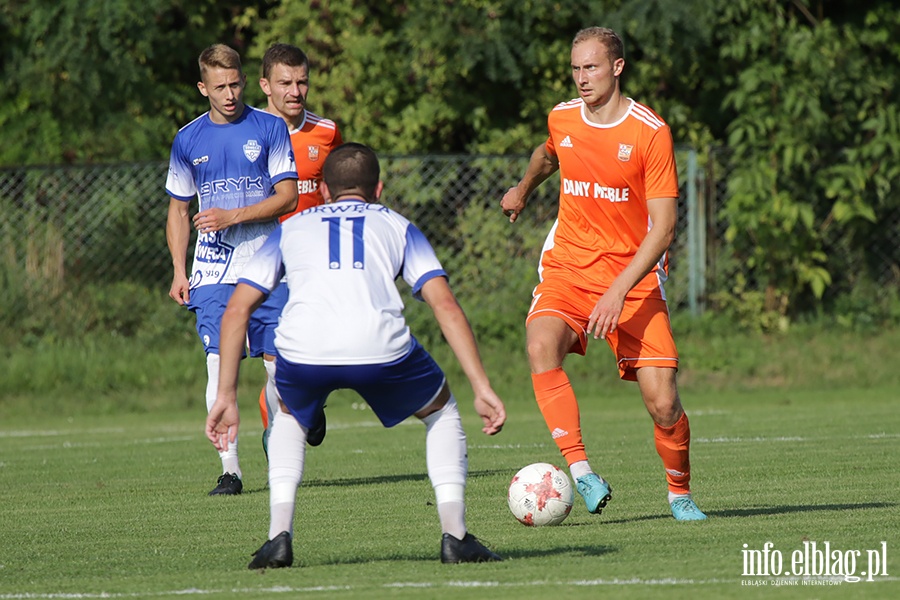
[2,150,898,331]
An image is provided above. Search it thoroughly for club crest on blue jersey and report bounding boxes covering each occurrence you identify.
[243,140,262,162]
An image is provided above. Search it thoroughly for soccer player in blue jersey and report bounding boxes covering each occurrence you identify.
[206,143,507,568]
[166,44,298,496]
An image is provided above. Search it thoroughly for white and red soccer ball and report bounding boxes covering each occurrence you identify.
[507,462,574,526]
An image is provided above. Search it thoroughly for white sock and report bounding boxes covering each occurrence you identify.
[668,491,692,504]
[206,353,241,479]
[269,503,294,541]
[436,501,466,540]
[268,407,307,539]
[421,396,468,539]
[263,358,281,435]
[569,460,600,482]
[205,353,221,414]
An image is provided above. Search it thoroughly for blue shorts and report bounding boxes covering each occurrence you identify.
[187,283,288,357]
[275,337,446,429]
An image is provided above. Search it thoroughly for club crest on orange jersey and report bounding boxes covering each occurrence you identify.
[243,140,261,162]
[308,145,320,161]
[617,143,634,162]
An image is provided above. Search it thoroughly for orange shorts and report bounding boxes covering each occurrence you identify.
[526,277,679,381]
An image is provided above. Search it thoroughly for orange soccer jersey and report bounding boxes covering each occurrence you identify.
[539,98,679,300]
[280,111,343,221]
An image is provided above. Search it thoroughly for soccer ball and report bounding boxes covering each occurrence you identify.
[507,462,574,526]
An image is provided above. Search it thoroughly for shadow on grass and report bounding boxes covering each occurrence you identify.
[307,468,509,488]
[240,468,509,495]
[296,543,617,566]
[602,514,670,525]
[589,502,897,525]
[709,502,896,518]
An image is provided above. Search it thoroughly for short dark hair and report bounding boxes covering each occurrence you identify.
[572,27,624,62]
[261,43,310,79]
[322,143,380,202]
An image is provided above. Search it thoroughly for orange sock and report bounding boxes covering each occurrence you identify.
[258,387,269,429]
[532,368,586,465]
[654,412,692,494]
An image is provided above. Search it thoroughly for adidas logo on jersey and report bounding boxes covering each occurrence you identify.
[559,136,573,148]
[551,427,569,439]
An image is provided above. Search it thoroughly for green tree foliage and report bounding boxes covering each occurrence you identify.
[244,0,727,152]
[1,0,898,327]
[247,0,630,153]
[718,0,900,315]
[0,0,270,165]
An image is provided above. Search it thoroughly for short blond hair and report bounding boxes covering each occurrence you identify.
[198,44,243,79]
[572,27,624,62]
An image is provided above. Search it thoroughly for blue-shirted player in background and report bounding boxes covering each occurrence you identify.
[206,143,507,568]
[166,43,298,496]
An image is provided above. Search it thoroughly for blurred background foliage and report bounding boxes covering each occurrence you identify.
[0,0,898,346]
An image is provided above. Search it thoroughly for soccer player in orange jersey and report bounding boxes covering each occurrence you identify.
[501,27,706,521]
[257,43,344,449]
[260,43,344,221]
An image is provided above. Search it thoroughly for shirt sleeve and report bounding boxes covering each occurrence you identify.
[268,119,299,187]
[543,111,558,158]
[402,222,447,300]
[543,135,557,159]
[643,125,679,200]
[165,133,197,202]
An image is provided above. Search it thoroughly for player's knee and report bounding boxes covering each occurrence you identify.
[646,397,683,427]
[526,337,564,372]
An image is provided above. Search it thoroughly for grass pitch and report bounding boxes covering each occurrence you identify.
[1,382,897,599]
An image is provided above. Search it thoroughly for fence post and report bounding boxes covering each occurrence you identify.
[686,149,706,316]
[697,151,707,314]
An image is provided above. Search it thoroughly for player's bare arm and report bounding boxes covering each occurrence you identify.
[206,283,267,451]
[420,276,507,435]
[501,144,559,223]
[587,196,678,339]
[166,197,192,305]
[193,178,299,234]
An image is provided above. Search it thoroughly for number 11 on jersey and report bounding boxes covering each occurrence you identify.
[323,216,366,270]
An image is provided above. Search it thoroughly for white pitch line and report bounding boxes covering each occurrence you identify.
[693,436,805,443]
[19,436,197,451]
[0,578,736,598]
[0,428,126,438]
[3,424,895,448]
[1,577,897,598]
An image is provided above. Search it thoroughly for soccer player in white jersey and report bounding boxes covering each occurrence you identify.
[206,142,507,568]
[166,44,298,496]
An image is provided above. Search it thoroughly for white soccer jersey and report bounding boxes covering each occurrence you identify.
[239,199,447,365]
[166,106,297,288]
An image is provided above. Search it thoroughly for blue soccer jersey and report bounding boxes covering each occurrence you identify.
[238,199,447,365]
[166,106,297,288]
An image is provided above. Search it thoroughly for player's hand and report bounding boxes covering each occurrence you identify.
[206,398,240,452]
[194,207,235,234]
[587,289,626,340]
[473,388,506,436]
[169,274,190,305]
[501,186,527,223]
